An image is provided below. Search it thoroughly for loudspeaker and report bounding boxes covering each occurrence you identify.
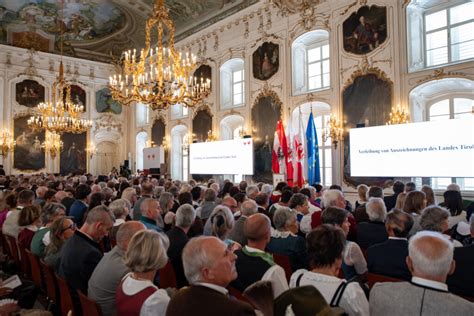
[124,160,129,168]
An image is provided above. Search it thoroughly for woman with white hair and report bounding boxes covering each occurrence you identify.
[116,230,170,315]
[208,205,239,249]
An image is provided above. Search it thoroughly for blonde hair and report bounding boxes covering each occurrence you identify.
[395,192,407,210]
[124,230,169,273]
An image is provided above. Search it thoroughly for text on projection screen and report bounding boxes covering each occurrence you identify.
[190,138,254,175]
[349,118,474,177]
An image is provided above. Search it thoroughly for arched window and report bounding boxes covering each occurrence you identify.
[220,58,245,109]
[292,30,330,95]
[171,125,188,181]
[410,78,474,191]
[407,1,474,72]
[136,131,148,172]
[220,114,245,182]
[291,102,332,186]
[136,103,149,126]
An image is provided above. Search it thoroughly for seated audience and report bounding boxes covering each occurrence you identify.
[166,204,196,288]
[403,190,426,237]
[228,199,258,246]
[44,217,76,268]
[108,199,131,242]
[255,192,270,217]
[116,230,170,315]
[370,231,474,315]
[443,190,467,230]
[354,186,383,223]
[321,207,367,280]
[268,189,293,223]
[208,206,237,246]
[355,184,368,209]
[0,193,16,228]
[221,196,239,216]
[356,198,388,249]
[447,216,474,296]
[69,184,91,227]
[57,205,114,314]
[394,192,407,210]
[405,181,416,193]
[34,186,48,208]
[383,181,404,211]
[421,185,436,206]
[31,203,66,257]
[246,185,260,200]
[267,207,307,271]
[290,225,369,316]
[133,182,154,220]
[166,236,255,316]
[3,189,34,239]
[288,193,312,235]
[17,205,42,250]
[420,206,462,247]
[231,214,288,297]
[89,221,145,316]
[139,198,162,233]
[196,188,217,221]
[368,209,413,280]
[329,185,352,212]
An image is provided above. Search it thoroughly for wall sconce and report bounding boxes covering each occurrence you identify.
[146,140,156,147]
[387,105,410,125]
[86,143,97,159]
[162,136,170,151]
[0,129,16,158]
[322,114,344,149]
[42,132,63,159]
[182,133,192,151]
[238,126,250,138]
[206,130,217,142]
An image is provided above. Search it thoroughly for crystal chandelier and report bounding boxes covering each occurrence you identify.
[42,132,63,159]
[27,65,93,134]
[28,0,92,135]
[0,129,16,158]
[109,0,211,111]
[322,114,344,149]
[387,105,410,125]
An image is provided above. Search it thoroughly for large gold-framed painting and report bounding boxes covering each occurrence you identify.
[60,132,87,176]
[15,79,45,108]
[13,116,45,171]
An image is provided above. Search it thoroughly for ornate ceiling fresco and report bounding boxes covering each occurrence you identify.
[0,0,258,62]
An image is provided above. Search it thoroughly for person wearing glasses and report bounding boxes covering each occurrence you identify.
[44,217,76,268]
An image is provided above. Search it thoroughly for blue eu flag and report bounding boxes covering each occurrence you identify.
[306,112,321,185]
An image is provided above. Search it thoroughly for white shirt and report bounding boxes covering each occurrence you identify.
[195,282,229,296]
[290,269,369,316]
[121,273,170,316]
[113,218,126,227]
[244,246,289,297]
[411,276,448,291]
[343,241,368,275]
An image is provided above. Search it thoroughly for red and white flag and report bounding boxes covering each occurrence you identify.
[293,109,306,188]
[272,120,290,177]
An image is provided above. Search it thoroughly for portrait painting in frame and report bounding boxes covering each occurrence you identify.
[15,79,45,108]
[253,42,279,81]
[152,119,166,147]
[13,116,45,171]
[342,70,393,187]
[60,132,87,176]
[251,90,282,183]
[64,85,86,111]
[343,5,387,55]
[192,108,212,143]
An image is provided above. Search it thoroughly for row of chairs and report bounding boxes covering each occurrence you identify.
[1,231,102,316]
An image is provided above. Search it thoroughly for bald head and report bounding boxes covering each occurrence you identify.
[54,190,68,203]
[116,221,146,250]
[222,196,237,212]
[244,213,271,243]
[408,231,454,281]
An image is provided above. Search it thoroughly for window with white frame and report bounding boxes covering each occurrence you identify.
[407,1,474,72]
[292,30,330,95]
[171,125,188,181]
[291,102,332,186]
[410,78,474,191]
[136,103,149,126]
[427,97,474,190]
[220,58,245,109]
[171,103,188,120]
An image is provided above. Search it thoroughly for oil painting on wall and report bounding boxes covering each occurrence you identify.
[252,91,282,183]
[96,87,122,114]
[343,6,387,55]
[60,132,87,176]
[343,72,392,187]
[63,85,86,111]
[15,79,45,108]
[253,42,279,81]
[152,119,166,147]
[13,116,45,171]
[192,109,212,143]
